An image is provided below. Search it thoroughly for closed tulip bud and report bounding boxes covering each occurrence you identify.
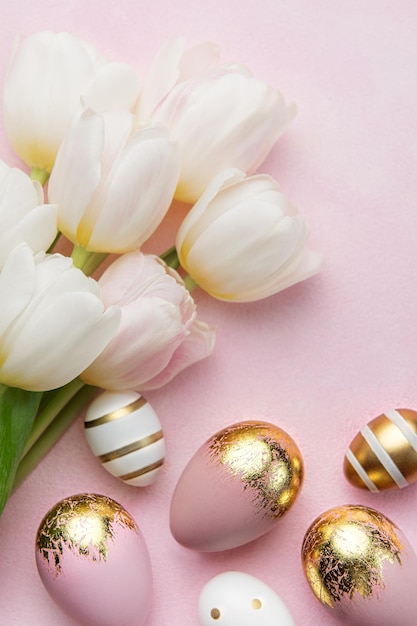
[81,251,215,391]
[3,31,141,174]
[176,170,323,302]
[0,160,57,268]
[0,244,120,392]
[149,61,296,203]
[48,109,180,254]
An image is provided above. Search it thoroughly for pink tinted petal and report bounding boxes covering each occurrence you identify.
[139,319,216,390]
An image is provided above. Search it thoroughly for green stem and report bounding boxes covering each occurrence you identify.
[71,244,108,275]
[183,274,198,291]
[47,231,62,253]
[160,245,180,269]
[12,385,98,492]
[22,378,85,457]
[0,384,8,401]
[29,167,50,186]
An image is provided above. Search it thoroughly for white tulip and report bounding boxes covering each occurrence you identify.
[3,31,141,173]
[0,160,57,268]
[0,244,120,391]
[48,109,180,253]
[176,170,323,302]
[150,62,296,203]
[136,36,220,120]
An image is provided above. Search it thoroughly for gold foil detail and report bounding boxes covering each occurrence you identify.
[98,430,164,463]
[36,494,138,575]
[301,505,403,608]
[84,396,147,429]
[210,608,221,619]
[208,421,303,518]
[252,598,262,610]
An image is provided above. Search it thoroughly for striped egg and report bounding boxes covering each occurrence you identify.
[344,408,417,492]
[84,390,165,487]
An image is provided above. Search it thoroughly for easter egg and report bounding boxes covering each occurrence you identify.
[35,493,152,626]
[198,571,295,626]
[301,504,417,626]
[84,390,165,487]
[344,408,417,491]
[170,420,303,552]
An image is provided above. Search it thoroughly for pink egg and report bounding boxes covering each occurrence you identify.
[35,493,152,626]
[170,420,303,551]
[301,504,417,626]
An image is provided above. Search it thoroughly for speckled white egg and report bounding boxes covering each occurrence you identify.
[35,493,152,626]
[84,390,165,486]
[199,571,295,626]
[170,420,304,551]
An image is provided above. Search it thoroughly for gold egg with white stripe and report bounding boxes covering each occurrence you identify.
[84,390,165,487]
[344,408,417,492]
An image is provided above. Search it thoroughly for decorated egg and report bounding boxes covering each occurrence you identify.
[84,390,165,486]
[198,571,295,626]
[301,504,417,626]
[344,408,417,491]
[35,493,152,626]
[170,420,303,551]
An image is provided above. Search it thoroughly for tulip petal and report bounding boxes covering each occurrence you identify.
[0,162,44,218]
[154,68,296,202]
[1,294,120,391]
[0,245,34,340]
[139,318,216,390]
[176,169,244,254]
[3,32,102,171]
[82,298,186,389]
[50,109,104,241]
[183,204,304,297]
[0,204,58,268]
[87,125,180,252]
[137,37,220,119]
[83,62,141,112]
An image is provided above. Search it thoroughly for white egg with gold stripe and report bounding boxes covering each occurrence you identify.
[84,390,165,487]
[344,408,417,492]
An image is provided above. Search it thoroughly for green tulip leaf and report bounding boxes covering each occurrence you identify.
[0,385,42,515]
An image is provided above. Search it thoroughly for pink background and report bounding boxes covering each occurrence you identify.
[1,1,417,624]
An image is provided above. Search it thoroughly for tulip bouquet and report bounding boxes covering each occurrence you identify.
[0,31,322,515]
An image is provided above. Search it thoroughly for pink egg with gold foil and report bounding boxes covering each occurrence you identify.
[35,493,152,626]
[170,420,304,552]
[301,504,417,626]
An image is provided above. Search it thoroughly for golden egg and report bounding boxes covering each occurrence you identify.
[301,504,417,626]
[344,408,417,491]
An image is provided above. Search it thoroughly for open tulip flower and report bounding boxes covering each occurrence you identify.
[0,160,57,268]
[48,109,181,257]
[0,244,120,392]
[149,59,296,203]
[3,31,141,178]
[176,169,323,302]
[81,251,215,391]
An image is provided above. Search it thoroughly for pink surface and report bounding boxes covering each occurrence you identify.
[1,2,417,625]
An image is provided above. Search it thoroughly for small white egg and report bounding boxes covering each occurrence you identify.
[198,571,295,626]
[84,390,165,486]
